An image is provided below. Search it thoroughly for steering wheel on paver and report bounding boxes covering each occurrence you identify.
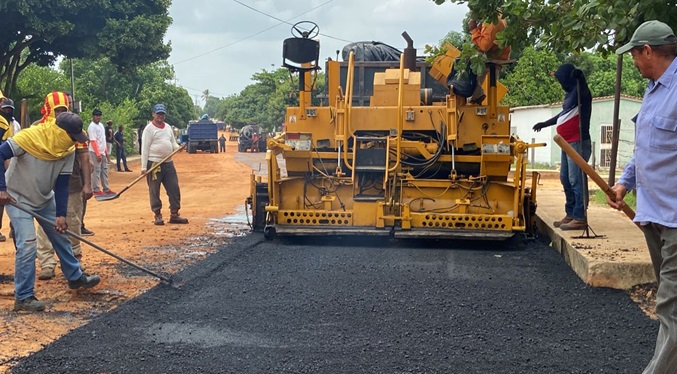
[291,21,319,39]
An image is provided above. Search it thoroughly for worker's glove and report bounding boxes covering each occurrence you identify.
[571,69,584,80]
[532,122,547,132]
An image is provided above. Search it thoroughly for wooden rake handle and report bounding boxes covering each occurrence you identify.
[553,134,637,224]
[118,144,186,197]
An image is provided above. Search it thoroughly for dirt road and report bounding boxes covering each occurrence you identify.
[0,138,260,372]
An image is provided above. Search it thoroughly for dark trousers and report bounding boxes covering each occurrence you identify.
[219,142,225,152]
[116,146,129,171]
[146,160,181,213]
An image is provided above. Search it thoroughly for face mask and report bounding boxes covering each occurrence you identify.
[1,109,13,121]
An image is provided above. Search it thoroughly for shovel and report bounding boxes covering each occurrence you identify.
[96,144,186,202]
[9,202,183,288]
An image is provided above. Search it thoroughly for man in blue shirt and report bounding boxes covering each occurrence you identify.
[114,124,132,172]
[612,20,677,374]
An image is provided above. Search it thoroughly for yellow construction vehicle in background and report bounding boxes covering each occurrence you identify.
[248,21,544,240]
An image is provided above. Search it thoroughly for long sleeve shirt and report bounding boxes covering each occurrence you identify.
[617,56,677,227]
[140,121,179,171]
[114,130,124,148]
[87,121,107,155]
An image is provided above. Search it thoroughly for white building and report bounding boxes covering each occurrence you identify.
[510,96,642,169]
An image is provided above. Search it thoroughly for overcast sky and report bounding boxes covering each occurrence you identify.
[166,0,468,104]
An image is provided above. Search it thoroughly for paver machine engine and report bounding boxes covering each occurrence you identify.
[248,21,543,240]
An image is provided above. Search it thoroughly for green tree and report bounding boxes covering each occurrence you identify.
[0,0,172,96]
[440,30,469,48]
[430,0,677,55]
[12,64,70,123]
[93,99,140,155]
[500,49,647,107]
[136,83,194,129]
[217,68,302,131]
[566,53,646,98]
[54,58,193,128]
[201,89,210,107]
[501,47,562,106]
[203,96,221,119]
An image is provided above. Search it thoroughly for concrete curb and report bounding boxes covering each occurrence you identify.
[534,213,655,290]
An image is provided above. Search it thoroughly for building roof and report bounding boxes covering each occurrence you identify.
[511,94,643,112]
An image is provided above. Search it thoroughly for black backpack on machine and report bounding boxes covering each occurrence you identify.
[447,58,478,98]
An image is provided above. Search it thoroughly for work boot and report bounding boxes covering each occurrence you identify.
[14,296,46,312]
[559,219,587,231]
[553,216,573,228]
[169,210,188,224]
[68,273,101,289]
[38,267,55,280]
[154,210,165,226]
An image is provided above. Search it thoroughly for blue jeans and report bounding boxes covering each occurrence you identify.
[6,200,83,301]
[560,139,592,221]
[116,145,129,171]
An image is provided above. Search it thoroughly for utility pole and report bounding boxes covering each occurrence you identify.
[70,58,76,111]
[607,56,623,186]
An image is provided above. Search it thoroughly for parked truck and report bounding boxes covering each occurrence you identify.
[187,119,219,153]
[238,124,267,152]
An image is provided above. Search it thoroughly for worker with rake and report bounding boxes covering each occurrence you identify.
[0,92,101,312]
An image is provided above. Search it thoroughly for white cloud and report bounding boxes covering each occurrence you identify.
[167,0,468,99]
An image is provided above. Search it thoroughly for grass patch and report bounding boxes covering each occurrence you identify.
[591,189,636,210]
[513,161,558,170]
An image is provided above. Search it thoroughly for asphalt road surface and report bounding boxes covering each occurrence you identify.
[13,234,657,374]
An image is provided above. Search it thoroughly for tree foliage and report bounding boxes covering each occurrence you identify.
[501,47,562,106]
[13,64,70,123]
[430,0,677,56]
[501,48,647,106]
[55,58,194,129]
[0,0,171,96]
[216,68,313,132]
[567,53,647,98]
[92,99,140,156]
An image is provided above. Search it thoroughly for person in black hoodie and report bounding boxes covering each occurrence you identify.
[533,63,592,230]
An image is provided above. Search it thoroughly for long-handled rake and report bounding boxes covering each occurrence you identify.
[10,202,184,288]
[96,144,186,202]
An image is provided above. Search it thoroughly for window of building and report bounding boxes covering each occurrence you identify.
[600,125,613,144]
[600,148,612,168]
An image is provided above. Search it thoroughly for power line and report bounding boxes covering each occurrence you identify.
[180,84,229,98]
[232,0,352,43]
[172,0,341,65]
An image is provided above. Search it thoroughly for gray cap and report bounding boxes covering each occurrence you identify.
[616,20,677,54]
[0,99,14,109]
[56,112,89,143]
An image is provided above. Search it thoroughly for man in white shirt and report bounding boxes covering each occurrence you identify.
[88,109,114,196]
[141,104,188,225]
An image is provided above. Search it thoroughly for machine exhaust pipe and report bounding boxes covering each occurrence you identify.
[401,31,416,71]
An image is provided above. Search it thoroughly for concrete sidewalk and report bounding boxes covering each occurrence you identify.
[533,172,654,290]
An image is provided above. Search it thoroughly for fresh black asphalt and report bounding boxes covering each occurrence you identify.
[13,234,657,374]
